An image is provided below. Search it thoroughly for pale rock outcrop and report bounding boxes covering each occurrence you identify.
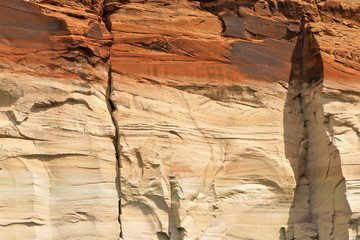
[0,0,359,240]
[107,1,301,239]
[0,1,119,239]
[0,74,120,240]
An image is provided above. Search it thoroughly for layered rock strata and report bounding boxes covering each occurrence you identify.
[0,0,359,240]
[0,1,119,239]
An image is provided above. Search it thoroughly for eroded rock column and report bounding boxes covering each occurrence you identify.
[284,16,354,240]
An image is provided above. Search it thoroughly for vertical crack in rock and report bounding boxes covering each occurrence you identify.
[284,15,352,240]
[106,63,122,239]
[102,2,122,238]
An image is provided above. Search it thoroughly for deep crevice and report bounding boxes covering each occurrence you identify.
[106,62,122,239]
[102,2,122,238]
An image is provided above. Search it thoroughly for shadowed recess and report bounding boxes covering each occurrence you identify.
[282,16,351,240]
[231,38,295,82]
[0,0,68,49]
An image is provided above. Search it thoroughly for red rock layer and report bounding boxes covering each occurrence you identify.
[0,0,111,81]
[0,0,359,240]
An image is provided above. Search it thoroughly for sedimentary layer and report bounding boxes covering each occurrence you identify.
[0,0,359,239]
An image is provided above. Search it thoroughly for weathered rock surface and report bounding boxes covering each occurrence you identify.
[0,1,119,239]
[0,0,359,239]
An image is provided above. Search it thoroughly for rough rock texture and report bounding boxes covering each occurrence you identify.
[0,0,359,240]
[0,1,119,239]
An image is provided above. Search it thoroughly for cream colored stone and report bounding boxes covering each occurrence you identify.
[110,74,296,240]
[0,0,360,239]
[322,84,360,239]
[0,74,119,240]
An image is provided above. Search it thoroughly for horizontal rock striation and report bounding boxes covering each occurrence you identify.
[0,0,359,239]
[0,1,119,239]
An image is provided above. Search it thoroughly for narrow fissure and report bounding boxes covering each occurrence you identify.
[102,2,123,238]
[105,63,122,238]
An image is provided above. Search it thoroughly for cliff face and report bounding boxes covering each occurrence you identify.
[0,0,359,239]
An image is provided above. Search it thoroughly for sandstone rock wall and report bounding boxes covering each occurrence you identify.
[0,0,359,239]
